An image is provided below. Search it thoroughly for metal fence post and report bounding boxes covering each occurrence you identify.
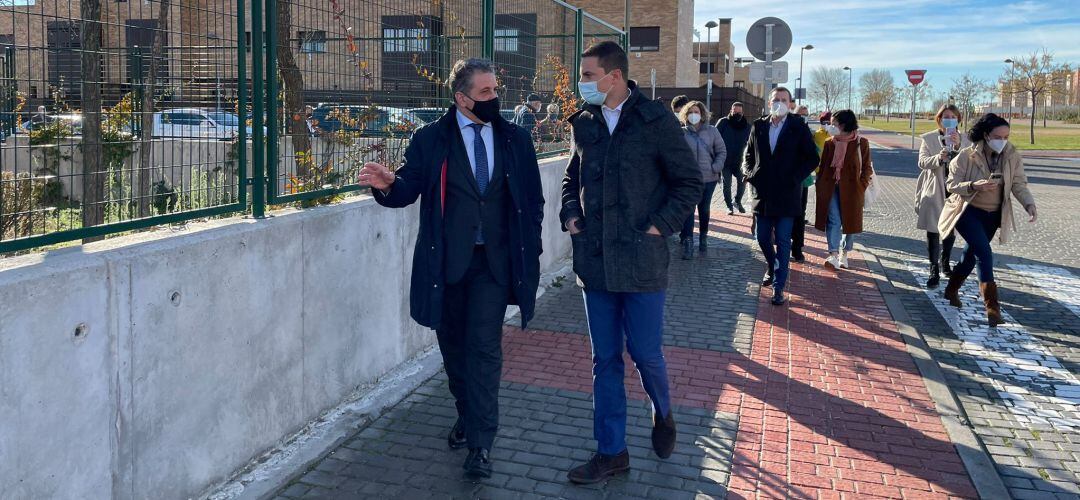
[237,0,248,207]
[481,0,495,60]
[265,0,279,201]
[251,0,266,218]
[573,8,583,88]
[132,46,144,136]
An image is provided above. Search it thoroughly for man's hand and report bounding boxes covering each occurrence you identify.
[565,217,582,235]
[358,162,395,191]
[645,226,661,236]
[1026,204,1038,223]
[972,179,997,192]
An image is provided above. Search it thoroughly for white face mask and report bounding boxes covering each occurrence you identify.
[988,138,1007,153]
[771,101,790,117]
[687,113,701,125]
[826,124,841,137]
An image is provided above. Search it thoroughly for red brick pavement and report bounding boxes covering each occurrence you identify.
[502,213,978,499]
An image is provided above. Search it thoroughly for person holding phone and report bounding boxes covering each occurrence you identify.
[916,104,971,288]
[938,113,1036,327]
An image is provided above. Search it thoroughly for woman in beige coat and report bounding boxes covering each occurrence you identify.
[916,104,970,288]
[938,113,1037,326]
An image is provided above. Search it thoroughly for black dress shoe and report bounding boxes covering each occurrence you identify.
[792,249,806,263]
[567,450,630,484]
[463,448,493,479]
[761,272,775,287]
[771,290,787,306]
[736,202,746,213]
[448,418,466,450]
[651,411,677,459]
[926,264,941,289]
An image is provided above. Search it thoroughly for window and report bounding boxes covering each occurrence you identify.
[495,28,518,52]
[629,27,660,52]
[734,81,745,88]
[382,28,429,53]
[299,30,327,53]
[699,62,715,74]
[29,85,38,99]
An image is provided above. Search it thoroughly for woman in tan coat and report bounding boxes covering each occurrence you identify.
[916,104,971,288]
[938,113,1037,326]
[814,110,872,270]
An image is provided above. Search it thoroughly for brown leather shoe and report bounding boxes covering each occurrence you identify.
[651,411,677,459]
[567,450,630,484]
[981,281,1004,327]
[943,272,966,308]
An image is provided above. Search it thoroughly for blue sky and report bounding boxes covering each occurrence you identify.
[694,0,1080,96]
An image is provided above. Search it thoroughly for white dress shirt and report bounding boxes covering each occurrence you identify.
[456,109,495,183]
[601,88,633,135]
[768,115,787,153]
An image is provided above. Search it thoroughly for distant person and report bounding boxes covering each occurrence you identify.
[677,100,727,258]
[512,93,542,133]
[790,105,815,262]
[670,94,689,115]
[537,102,562,140]
[30,105,49,127]
[917,104,970,288]
[939,113,1036,326]
[813,110,872,270]
[303,105,317,136]
[715,102,751,215]
[743,87,819,305]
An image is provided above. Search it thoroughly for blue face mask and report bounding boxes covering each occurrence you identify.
[941,118,959,130]
[578,72,613,106]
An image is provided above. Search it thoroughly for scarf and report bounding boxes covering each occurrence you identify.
[727,115,747,129]
[830,132,860,182]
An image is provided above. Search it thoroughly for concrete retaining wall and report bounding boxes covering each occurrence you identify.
[0,155,570,499]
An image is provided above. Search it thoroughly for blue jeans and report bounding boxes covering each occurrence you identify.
[953,206,1000,283]
[826,185,855,253]
[583,289,671,456]
[755,215,794,292]
[681,181,718,241]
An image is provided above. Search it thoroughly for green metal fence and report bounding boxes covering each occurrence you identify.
[0,0,623,253]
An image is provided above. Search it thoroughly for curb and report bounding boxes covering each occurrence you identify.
[857,244,1011,500]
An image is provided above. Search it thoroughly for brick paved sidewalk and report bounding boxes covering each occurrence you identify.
[273,211,981,499]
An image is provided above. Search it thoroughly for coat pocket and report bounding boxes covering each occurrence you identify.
[632,232,669,283]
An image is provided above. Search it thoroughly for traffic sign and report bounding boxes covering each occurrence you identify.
[749,61,788,84]
[905,69,927,86]
[746,17,792,61]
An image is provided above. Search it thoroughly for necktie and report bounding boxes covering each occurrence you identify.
[469,123,488,244]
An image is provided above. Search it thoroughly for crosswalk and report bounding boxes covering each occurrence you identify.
[909,262,1080,430]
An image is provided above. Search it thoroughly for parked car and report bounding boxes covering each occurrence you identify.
[310,105,425,136]
[404,106,520,125]
[20,113,84,136]
[152,108,251,140]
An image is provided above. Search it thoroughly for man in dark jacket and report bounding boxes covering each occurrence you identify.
[716,102,751,214]
[560,41,702,484]
[513,93,542,133]
[742,87,819,305]
[358,58,544,480]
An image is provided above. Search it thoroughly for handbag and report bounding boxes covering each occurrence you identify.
[857,139,881,207]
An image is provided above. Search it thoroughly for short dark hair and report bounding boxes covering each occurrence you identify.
[581,41,629,81]
[731,101,744,109]
[447,58,495,96]
[770,86,793,101]
[833,109,859,132]
[671,95,690,112]
[968,113,1010,143]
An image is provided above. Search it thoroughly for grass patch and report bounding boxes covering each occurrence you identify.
[861,117,1080,150]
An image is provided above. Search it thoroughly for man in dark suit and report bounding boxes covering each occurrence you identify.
[742,87,819,305]
[561,41,702,484]
[359,58,545,479]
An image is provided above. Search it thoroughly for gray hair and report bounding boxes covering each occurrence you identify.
[448,58,495,96]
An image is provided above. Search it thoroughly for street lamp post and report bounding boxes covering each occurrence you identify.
[798,44,813,106]
[843,66,852,111]
[1004,58,1014,118]
[704,21,718,112]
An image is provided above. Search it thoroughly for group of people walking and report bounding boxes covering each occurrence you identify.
[357,40,1038,485]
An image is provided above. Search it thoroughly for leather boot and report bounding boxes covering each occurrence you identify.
[943,272,965,308]
[926,264,941,289]
[981,281,1004,327]
[940,256,953,277]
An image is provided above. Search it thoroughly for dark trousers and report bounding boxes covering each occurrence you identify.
[436,247,511,450]
[721,166,745,209]
[583,289,671,456]
[680,181,718,241]
[791,186,809,253]
[755,215,794,292]
[927,231,956,266]
[952,207,1001,283]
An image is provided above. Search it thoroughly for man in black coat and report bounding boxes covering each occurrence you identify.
[742,87,819,305]
[716,102,752,214]
[359,58,544,480]
[560,42,702,484]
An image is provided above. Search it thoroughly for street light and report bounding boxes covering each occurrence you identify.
[704,21,718,112]
[797,44,813,105]
[843,66,853,110]
[1004,58,1015,118]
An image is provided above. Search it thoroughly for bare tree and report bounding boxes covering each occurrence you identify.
[1008,48,1066,144]
[81,0,105,238]
[948,72,989,125]
[808,67,848,111]
[276,0,311,177]
[858,69,894,122]
[136,0,169,218]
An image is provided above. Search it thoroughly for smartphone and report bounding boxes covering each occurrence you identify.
[945,127,957,148]
[990,172,1003,183]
